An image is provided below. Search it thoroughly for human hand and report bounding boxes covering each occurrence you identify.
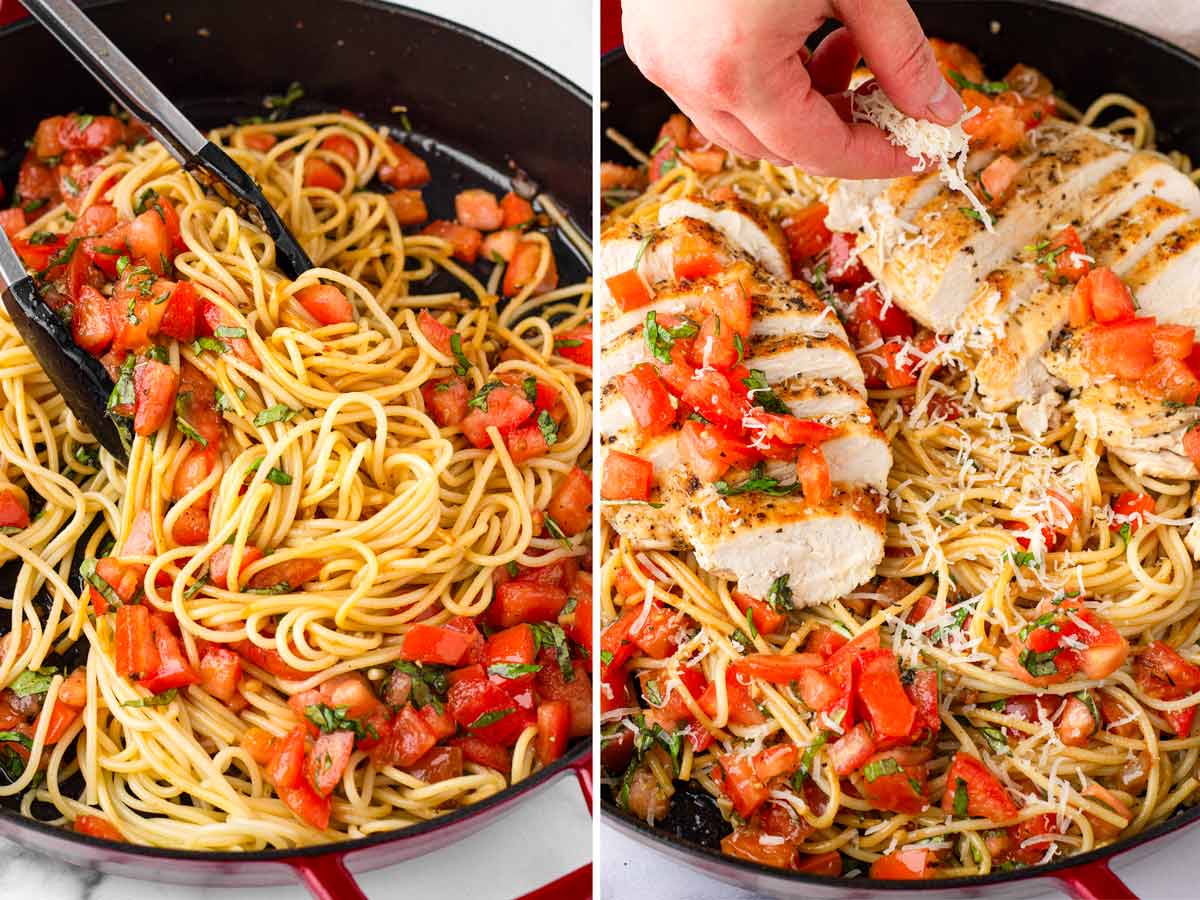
[621,0,964,178]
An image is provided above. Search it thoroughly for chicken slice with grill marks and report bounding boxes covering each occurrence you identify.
[656,196,792,280]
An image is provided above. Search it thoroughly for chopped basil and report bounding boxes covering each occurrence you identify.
[80,557,120,609]
[714,462,802,498]
[487,663,542,680]
[116,255,130,276]
[632,717,684,776]
[176,418,208,447]
[0,745,24,782]
[948,70,1009,95]
[215,387,247,412]
[644,310,698,365]
[791,733,827,788]
[74,114,95,133]
[243,582,291,595]
[765,574,794,613]
[0,731,33,749]
[145,345,169,363]
[468,381,504,411]
[733,332,744,365]
[505,561,519,578]
[642,676,663,707]
[745,606,758,640]
[253,404,296,427]
[393,661,450,712]
[862,756,901,782]
[741,370,789,414]
[978,725,1010,755]
[449,333,472,376]
[531,622,573,681]
[39,238,79,277]
[9,667,58,698]
[1117,522,1132,546]
[953,776,969,816]
[263,81,304,120]
[522,376,538,405]
[305,703,377,739]
[191,336,228,355]
[554,338,583,349]
[183,574,209,599]
[543,514,573,551]
[1018,612,1059,642]
[214,325,247,339]
[632,235,651,269]
[21,197,48,214]
[600,650,614,666]
[960,207,993,227]
[1004,549,1039,569]
[469,707,515,730]
[28,231,57,246]
[537,410,558,447]
[1018,647,1060,677]
[265,467,293,485]
[1077,690,1100,730]
[123,688,178,708]
[74,444,99,468]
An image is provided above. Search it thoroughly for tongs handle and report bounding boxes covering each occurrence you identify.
[20,0,207,161]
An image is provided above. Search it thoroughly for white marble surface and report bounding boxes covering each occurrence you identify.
[0,1,591,898]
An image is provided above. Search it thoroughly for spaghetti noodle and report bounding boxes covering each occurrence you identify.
[0,107,593,849]
[600,42,1200,880]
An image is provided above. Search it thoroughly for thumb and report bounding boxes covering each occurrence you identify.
[833,0,963,124]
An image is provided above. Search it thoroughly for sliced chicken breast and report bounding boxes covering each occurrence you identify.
[599,321,864,390]
[657,197,791,279]
[599,264,839,346]
[1124,220,1200,327]
[860,121,1130,333]
[1074,382,1200,479]
[968,192,1195,410]
[674,474,886,604]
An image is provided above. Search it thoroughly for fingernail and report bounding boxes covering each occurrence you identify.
[927,78,964,124]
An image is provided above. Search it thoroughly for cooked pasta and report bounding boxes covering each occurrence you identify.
[0,106,593,849]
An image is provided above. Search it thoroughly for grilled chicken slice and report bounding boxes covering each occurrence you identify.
[1124,220,1200,327]
[599,321,864,391]
[599,264,838,346]
[599,377,891,491]
[853,121,1130,333]
[967,191,1196,410]
[657,197,792,279]
[674,474,886,604]
[1074,382,1200,478]
[596,217,741,314]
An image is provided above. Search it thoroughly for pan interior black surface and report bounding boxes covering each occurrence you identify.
[601,0,1200,889]
[0,0,591,864]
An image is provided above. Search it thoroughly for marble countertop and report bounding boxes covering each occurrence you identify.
[0,2,591,899]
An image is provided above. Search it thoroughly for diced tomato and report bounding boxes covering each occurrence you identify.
[405,745,463,783]
[208,544,264,591]
[418,376,467,427]
[195,300,259,368]
[546,467,591,536]
[1140,356,1200,404]
[782,202,832,269]
[198,646,243,703]
[961,90,1027,151]
[1111,491,1156,534]
[321,134,359,166]
[402,623,470,666]
[796,445,833,505]
[503,238,558,297]
[605,269,652,312]
[861,753,929,814]
[379,138,431,189]
[454,189,503,231]
[485,623,536,684]
[306,729,354,796]
[672,231,723,281]
[1186,425,1200,472]
[1085,267,1137,324]
[154,281,197,342]
[416,309,454,355]
[733,592,785,637]
[303,157,345,191]
[552,327,591,369]
[617,364,676,436]
[1041,225,1089,283]
[127,209,173,275]
[827,231,870,288]
[0,210,27,246]
[647,114,689,181]
[871,848,932,880]
[115,604,159,681]
[601,450,654,501]
[277,780,332,831]
[797,667,841,711]
[856,650,917,738]
[980,154,1021,206]
[295,284,354,325]
[828,723,875,776]
[850,287,913,341]
[73,815,124,842]
[500,192,535,228]
[720,828,796,869]
[32,117,67,159]
[243,131,277,153]
[481,229,519,264]
[132,360,179,436]
[59,115,125,153]
[452,736,512,772]
[386,189,428,226]
[11,231,65,271]
[1152,324,1196,360]
[1134,640,1200,737]
[535,655,592,738]
[942,751,1017,821]
[140,615,199,693]
[743,411,833,447]
[795,851,842,876]
[370,704,438,768]
[906,669,941,736]
[677,420,755,483]
[491,580,568,628]
[69,285,114,356]
[732,653,823,684]
[720,753,769,818]
[460,384,534,450]
[422,220,483,264]
[447,677,529,745]
[1081,317,1157,380]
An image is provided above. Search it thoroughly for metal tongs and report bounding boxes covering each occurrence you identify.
[0,0,315,463]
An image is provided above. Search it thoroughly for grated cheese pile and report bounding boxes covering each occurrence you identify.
[851,88,993,231]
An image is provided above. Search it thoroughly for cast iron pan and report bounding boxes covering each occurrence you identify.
[600,0,1200,896]
[0,1,592,898]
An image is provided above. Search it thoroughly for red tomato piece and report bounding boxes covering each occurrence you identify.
[402,624,471,666]
[857,649,918,738]
[386,189,429,226]
[601,450,654,501]
[828,723,875,776]
[303,157,345,191]
[133,360,179,436]
[1084,267,1137,324]
[1044,225,1089,283]
[379,138,431,189]
[870,848,932,880]
[307,730,354,796]
[320,134,359,166]
[490,580,569,628]
[1111,491,1156,534]
[454,189,503,231]
[127,209,173,275]
[503,239,558,297]
[672,231,723,281]
[617,364,676,436]
[71,285,115,356]
[421,377,470,428]
[605,269,652,312]
[115,604,160,682]
[73,815,125,842]
[460,385,534,450]
[422,220,483,265]
[500,192,535,228]
[447,678,529,745]
[980,154,1021,205]
[1152,324,1196,360]
[782,202,832,269]
[198,646,243,703]
[731,653,823,684]
[1081,317,1157,380]
[1139,356,1200,404]
[546,466,592,536]
[140,615,199,693]
[277,780,332,831]
[295,284,354,325]
[796,445,833,505]
[942,751,1018,821]
[555,326,592,367]
[720,753,769,818]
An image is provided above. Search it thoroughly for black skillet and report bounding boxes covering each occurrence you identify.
[0,1,592,897]
[601,0,1200,896]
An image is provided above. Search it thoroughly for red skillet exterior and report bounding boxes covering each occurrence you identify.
[0,1,592,897]
[599,0,1200,896]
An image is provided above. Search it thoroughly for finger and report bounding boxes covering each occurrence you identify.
[741,54,920,178]
[833,0,963,124]
[807,27,860,96]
